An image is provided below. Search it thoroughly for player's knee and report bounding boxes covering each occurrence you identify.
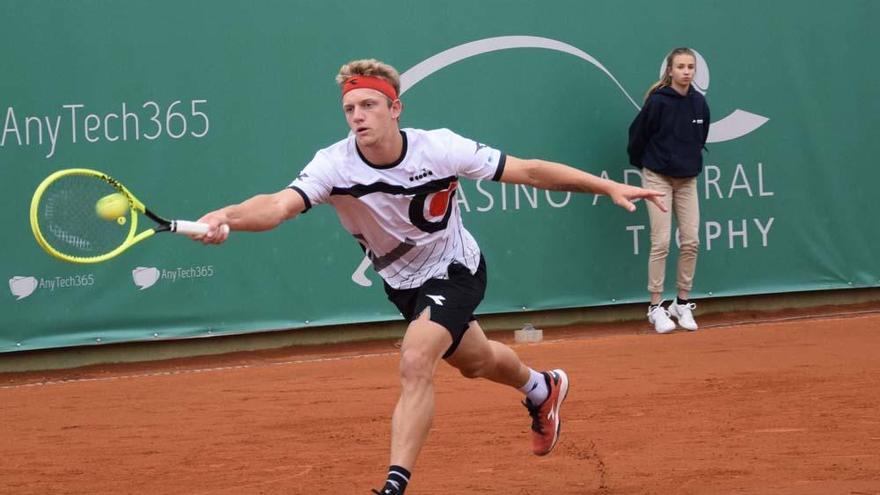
[398,348,434,383]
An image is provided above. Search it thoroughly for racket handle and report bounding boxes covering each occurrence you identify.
[171,220,230,236]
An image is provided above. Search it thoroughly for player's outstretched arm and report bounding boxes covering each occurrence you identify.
[193,188,306,244]
[500,155,667,213]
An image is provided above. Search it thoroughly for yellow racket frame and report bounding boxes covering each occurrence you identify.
[30,168,155,264]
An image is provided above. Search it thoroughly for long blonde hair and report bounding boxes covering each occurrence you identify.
[644,47,696,101]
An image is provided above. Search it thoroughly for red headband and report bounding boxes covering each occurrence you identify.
[341,75,398,101]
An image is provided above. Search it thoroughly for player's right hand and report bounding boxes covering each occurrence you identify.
[192,212,231,245]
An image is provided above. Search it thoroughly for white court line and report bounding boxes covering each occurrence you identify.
[0,351,397,390]
[695,308,880,330]
[3,308,878,391]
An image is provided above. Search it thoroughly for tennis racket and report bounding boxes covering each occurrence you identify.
[30,168,225,264]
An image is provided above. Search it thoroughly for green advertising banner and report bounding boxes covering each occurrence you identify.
[3,1,879,352]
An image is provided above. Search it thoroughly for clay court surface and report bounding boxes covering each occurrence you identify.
[2,305,879,494]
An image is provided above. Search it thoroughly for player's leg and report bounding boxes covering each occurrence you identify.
[390,313,451,469]
[376,278,456,495]
[445,321,569,456]
[373,312,451,495]
[444,319,528,386]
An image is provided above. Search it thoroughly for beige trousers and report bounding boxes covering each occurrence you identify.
[642,168,700,294]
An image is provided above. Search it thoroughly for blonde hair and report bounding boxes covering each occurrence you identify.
[644,47,696,101]
[336,59,401,99]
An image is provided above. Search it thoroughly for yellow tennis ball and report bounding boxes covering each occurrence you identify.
[95,193,129,221]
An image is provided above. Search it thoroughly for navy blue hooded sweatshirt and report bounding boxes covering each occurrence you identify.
[627,85,710,178]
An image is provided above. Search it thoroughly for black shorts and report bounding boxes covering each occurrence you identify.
[383,256,487,359]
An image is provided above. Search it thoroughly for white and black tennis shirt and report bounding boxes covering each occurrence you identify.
[289,128,506,289]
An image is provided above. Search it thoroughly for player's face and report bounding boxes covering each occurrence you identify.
[342,88,401,147]
[668,54,696,91]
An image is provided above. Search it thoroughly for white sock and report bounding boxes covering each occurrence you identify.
[518,368,549,405]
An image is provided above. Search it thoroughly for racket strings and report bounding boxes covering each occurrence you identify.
[37,175,132,257]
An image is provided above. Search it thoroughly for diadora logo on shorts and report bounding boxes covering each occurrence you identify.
[398,36,768,143]
[426,294,446,306]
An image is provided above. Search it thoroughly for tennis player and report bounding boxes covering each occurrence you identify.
[192,59,666,495]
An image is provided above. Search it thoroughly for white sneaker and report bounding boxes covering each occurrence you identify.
[647,303,676,334]
[669,300,698,331]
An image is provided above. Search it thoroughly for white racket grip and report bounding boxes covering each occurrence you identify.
[172,220,229,236]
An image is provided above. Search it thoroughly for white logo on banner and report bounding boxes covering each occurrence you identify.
[132,266,160,290]
[350,36,769,287]
[9,276,38,300]
[131,265,216,289]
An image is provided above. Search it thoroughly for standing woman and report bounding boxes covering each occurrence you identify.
[627,47,710,334]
